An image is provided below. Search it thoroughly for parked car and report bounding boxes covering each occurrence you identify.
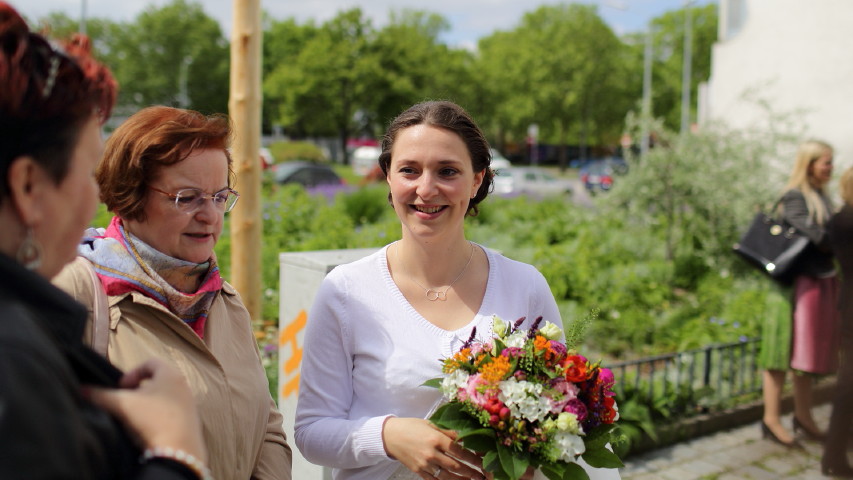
[579,160,614,194]
[602,156,629,175]
[272,161,345,188]
[492,166,573,198]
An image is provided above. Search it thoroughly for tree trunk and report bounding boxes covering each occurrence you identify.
[339,78,351,165]
[228,0,262,321]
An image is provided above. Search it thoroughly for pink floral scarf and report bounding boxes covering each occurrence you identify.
[78,216,222,338]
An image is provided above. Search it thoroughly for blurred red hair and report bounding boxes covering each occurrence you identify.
[0,1,117,199]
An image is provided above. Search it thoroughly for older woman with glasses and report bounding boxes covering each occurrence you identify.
[54,105,293,480]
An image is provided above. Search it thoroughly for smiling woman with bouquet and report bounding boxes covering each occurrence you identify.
[295,101,621,480]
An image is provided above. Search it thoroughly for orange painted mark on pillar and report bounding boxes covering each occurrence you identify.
[279,309,307,399]
[282,373,300,398]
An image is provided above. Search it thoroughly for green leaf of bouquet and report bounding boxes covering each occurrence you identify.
[458,428,496,452]
[422,377,443,389]
[584,424,618,449]
[581,445,624,469]
[428,403,474,431]
[483,451,512,480]
[561,462,591,480]
[497,445,529,480]
[539,463,566,480]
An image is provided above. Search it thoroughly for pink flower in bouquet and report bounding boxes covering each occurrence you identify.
[458,373,491,406]
[563,398,588,422]
[597,367,616,395]
[548,378,580,413]
[501,346,524,358]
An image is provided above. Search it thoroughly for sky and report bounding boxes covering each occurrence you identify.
[16,0,717,50]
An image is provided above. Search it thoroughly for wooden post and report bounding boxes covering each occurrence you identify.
[229,0,262,322]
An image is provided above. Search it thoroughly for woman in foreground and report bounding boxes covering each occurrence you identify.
[295,101,619,480]
[0,3,207,478]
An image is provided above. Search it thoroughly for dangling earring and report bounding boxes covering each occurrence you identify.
[16,227,43,270]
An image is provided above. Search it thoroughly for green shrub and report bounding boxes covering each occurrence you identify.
[267,140,326,163]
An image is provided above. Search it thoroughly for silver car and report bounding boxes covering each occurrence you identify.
[492,166,573,198]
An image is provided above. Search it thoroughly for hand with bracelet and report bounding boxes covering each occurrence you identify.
[88,358,209,478]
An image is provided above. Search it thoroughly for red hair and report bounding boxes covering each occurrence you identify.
[0,1,117,199]
[98,106,233,222]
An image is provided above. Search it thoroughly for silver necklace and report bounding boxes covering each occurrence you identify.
[395,241,475,301]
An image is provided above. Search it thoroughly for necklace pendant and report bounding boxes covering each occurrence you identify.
[425,289,447,301]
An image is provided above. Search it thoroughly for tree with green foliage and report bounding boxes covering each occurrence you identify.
[368,10,476,128]
[476,4,636,166]
[264,8,378,164]
[262,17,319,133]
[31,1,229,115]
[26,12,124,67]
[113,0,229,114]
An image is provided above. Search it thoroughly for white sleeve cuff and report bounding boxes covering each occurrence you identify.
[353,415,394,461]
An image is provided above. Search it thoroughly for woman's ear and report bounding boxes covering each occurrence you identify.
[471,169,485,198]
[5,156,49,227]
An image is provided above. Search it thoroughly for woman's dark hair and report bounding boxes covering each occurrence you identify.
[378,100,493,216]
[98,106,233,222]
[0,1,117,202]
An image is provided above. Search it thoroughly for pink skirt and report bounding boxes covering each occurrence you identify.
[790,275,840,374]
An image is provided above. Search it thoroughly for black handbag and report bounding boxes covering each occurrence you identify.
[733,206,809,285]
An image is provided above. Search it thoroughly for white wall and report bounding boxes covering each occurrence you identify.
[704,0,853,169]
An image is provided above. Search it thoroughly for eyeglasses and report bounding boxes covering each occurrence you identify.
[148,186,240,214]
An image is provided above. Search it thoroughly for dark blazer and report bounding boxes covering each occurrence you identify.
[829,204,853,336]
[780,189,835,278]
[0,253,194,480]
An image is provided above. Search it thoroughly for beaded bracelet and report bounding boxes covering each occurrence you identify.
[142,446,214,480]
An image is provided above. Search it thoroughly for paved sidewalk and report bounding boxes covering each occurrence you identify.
[621,404,847,479]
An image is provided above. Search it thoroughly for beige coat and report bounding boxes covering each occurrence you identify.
[54,257,292,480]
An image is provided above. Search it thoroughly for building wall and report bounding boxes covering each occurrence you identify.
[704,0,853,169]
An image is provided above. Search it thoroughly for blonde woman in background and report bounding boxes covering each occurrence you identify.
[760,140,839,447]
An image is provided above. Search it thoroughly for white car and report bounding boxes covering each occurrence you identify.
[351,145,381,176]
[492,166,573,198]
[490,148,512,170]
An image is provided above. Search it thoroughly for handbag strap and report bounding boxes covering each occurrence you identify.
[84,259,110,358]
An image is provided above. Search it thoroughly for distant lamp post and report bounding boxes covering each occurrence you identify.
[680,0,695,135]
[641,27,653,158]
[79,0,87,35]
[177,55,193,108]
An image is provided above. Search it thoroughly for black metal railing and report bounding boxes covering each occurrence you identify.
[608,338,763,412]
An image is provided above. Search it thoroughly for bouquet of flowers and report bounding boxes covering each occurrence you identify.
[424,315,622,480]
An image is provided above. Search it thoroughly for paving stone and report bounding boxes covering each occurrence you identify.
[618,404,834,480]
[677,459,725,476]
[737,464,781,480]
[657,467,704,480]
[762,456,802,475]
[620,472,659,480]
[704,445,760,468]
